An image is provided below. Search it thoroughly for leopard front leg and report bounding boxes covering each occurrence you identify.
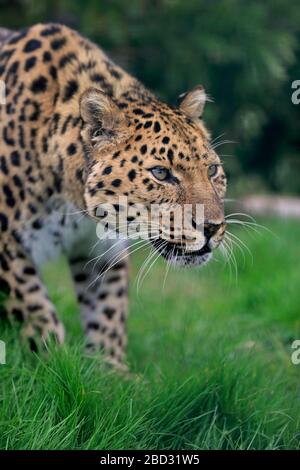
[69,252,129,370]
[0,235,64,351]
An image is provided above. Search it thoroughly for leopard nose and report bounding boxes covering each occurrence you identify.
[204,222,222,241]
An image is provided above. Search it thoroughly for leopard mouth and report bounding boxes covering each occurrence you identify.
[151,238,212,267]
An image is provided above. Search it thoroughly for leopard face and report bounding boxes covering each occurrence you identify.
[80,87,227,267]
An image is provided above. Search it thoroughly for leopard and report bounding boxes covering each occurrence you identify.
[0,23,227,370]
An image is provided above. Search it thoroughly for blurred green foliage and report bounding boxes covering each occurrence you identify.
[1,0,300,194]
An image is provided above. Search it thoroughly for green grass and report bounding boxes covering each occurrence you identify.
[1,217,300,449]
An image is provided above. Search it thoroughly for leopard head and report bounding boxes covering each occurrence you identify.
[80,86,226,267]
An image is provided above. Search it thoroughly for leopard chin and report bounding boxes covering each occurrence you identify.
[151,238,212,267]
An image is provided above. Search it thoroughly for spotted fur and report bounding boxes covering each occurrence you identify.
[0,23,226,368]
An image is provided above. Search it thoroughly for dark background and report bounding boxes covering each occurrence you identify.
[1,0,300,195]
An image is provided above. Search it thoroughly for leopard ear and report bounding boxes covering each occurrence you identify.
[178,85,208,119]
[80,88,127,146]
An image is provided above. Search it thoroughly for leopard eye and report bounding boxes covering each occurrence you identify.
[150,166,170,182]
[208,164,218,178]
[91,128,102,139]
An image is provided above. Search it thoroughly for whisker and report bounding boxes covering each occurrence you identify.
[211,139,236,150]
[85,225,161,271]
[221,237,238,282]
[162,245,174,290]
[226,219,276,237]
[135,246,159,293]
[88,238,153,290]
[225,237,238,283]
[210,132,226,145]
[137,242,167,292]
[226,230,253,263]
[225,212,256,222]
